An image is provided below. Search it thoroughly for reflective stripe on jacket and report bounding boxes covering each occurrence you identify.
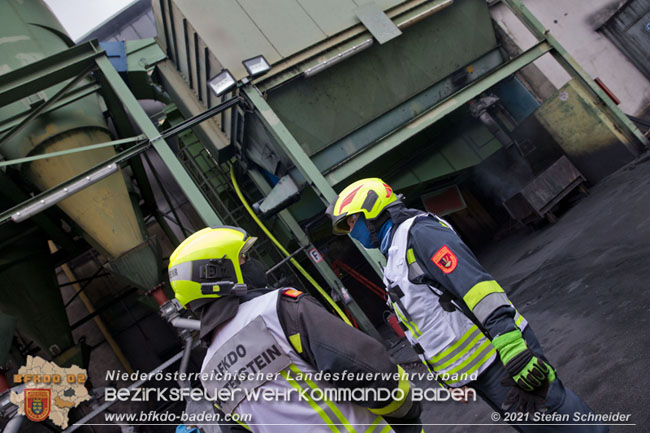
[383,215,526,387]
[201,289,395,433]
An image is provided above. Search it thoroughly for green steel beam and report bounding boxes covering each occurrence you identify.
[0,170,79,252]
[502,0,649,151]
[243,86,386,277]
[94,55,223,227]
[0,64,95,148]
[0,82,101,135]
[89,61,177,246]
[244,87,337,204]
[325,41,552,185]
[0,136,144,168]
[0,140,151,224]
[0,42,102,106]
[247,168,383,341]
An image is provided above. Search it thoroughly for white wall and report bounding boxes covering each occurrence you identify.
[491,0,650,116]
[44,0,134,41]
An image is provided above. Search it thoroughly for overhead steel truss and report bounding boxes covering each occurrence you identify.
[0,40,233,226]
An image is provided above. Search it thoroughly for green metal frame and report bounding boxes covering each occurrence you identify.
[324,41,552,185]
[247,168,382,340]
[0,136,144,168]
[243,86,387,277]
[0,43,101,107]
[94,54,223,226]
[0,82,101,135]
[0,63,95,147]
[242,42,553,277]
[241,0,648,288]
[0,40,224,227]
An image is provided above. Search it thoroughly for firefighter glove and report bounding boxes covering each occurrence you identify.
[500,376,548,414]
[492,330,556,392]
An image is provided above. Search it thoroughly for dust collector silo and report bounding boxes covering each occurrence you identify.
[0,0,162,365]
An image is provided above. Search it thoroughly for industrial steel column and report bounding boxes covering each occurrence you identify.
[243,86,387,276]
[502,0,649,152]
[94,55,223,227]
[247,169,382,341]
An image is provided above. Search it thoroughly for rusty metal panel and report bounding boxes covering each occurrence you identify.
[535,80,635,183]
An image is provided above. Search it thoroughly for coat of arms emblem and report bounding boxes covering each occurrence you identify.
[24,389,51,422]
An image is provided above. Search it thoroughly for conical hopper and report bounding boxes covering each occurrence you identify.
[23,129,145,258]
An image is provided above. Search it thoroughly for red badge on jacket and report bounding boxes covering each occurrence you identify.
[431,245,458,274]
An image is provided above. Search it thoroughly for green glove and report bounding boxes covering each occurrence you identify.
[492,330,556,391]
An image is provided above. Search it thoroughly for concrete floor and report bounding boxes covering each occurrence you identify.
[405,154,650,432]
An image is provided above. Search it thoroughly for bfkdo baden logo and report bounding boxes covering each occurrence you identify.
[24,389,51,422]
[10,356,90,429]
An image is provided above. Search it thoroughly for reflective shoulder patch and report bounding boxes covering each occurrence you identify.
[282,288,303,298]
[406,248,417,265]
[288,333,303,353]
[201,316,291,413]
[431,245,458,274]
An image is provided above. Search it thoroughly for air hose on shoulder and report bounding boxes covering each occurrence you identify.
[229,164,352,326]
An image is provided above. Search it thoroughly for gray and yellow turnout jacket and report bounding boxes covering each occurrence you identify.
[200,288,422,433]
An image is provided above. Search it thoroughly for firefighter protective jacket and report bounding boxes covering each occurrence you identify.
[383,213,527,387]
[200,288,421,433]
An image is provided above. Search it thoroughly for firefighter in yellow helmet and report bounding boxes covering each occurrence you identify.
[168,226,422,433]
[327,178,607,432]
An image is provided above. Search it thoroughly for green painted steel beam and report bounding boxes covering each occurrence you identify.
[0,135,144,168]
[0,170,79,252]
[0,140,151,224]
[325,41,552,185]
[243,86,386,276]
[501,0,648,151]
[0,82,101,135]
[247,168,383,341]
[94,55,223,227]
[310,48,504,174]
[244,87,337,204]
[0,42,102,107]
[0,64,94,148]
